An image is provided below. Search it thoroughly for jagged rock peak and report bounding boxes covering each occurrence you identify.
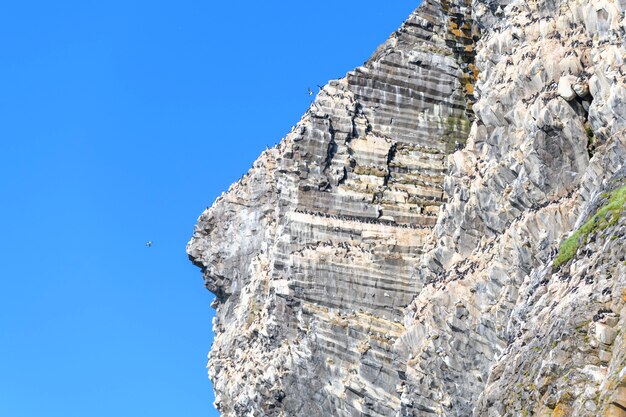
[188,0,626,415]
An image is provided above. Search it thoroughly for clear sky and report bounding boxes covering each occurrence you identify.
[0,1,419,416]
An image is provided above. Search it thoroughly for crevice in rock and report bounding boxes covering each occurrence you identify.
[320,120,338,191]
[383,143,397,188]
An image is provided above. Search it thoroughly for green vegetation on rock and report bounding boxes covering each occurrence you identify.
[554,184,626,269]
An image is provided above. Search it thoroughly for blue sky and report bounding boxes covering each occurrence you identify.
[0,1,418,416]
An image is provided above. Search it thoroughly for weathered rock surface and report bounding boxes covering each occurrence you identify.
[188,0,626,415]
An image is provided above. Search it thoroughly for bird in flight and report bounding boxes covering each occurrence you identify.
[308,88,313,96]
[145,241,152,247]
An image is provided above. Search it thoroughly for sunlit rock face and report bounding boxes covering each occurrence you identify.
[188,0,626,415]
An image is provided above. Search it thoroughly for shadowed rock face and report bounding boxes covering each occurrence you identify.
[188,0,626,415]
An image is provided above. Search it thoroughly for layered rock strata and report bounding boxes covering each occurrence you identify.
[188,0,626,415]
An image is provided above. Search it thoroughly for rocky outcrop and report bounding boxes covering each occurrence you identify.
[187,0,626,415]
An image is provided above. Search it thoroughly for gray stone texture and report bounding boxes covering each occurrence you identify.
[188,0,626,415]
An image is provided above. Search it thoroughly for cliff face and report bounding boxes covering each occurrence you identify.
[187,0,626,416]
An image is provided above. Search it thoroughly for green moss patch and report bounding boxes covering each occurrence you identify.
[554,184,626,269]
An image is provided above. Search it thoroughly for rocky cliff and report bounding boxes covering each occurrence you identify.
[187,0,626,415]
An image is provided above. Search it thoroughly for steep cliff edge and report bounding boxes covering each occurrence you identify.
[188,0,626,416]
